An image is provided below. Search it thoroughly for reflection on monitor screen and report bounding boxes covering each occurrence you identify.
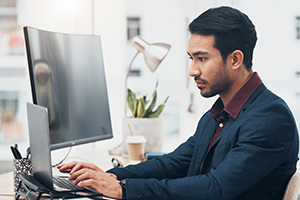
[23,26,113,150]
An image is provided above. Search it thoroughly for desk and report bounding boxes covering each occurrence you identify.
[0,148,127,200]
[0,172,14,200]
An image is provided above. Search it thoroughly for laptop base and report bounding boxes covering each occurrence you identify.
[15,174,103,200]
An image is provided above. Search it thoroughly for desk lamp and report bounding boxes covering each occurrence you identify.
[124,36,171,115]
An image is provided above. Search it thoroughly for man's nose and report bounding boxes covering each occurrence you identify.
[188,62,200,77]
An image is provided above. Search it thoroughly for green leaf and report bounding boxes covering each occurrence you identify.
[143,94,147,105]
[144,90,157,117]
[127,80,169,118]
[136,98,146,118]
[133,100,138,117]
[147,96,169,118]
[148,104,165,118]
[127,88,136,115]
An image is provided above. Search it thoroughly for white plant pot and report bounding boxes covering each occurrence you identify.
[123,117,164,155]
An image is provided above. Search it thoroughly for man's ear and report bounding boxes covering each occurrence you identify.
[230,50,244,70]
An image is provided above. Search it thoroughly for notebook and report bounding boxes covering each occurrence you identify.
[26,102,101,194]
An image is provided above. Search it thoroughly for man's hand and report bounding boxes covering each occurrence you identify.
[57,161,103,174]
[57,161,122,199]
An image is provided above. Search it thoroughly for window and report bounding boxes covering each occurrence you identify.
[0,0,27,143]
[0,92,23,141]
[296,16,300,39]
[127,17,140,40]
[0,0,24,55]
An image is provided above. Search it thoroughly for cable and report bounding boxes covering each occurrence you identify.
[52,146,72,167]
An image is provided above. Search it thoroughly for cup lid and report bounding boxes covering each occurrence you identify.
[126,135,146,143]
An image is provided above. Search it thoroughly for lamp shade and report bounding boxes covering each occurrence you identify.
[132,36,171,72]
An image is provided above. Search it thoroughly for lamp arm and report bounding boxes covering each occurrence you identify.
[124,51,140,116]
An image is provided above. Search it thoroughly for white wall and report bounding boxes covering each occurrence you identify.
[18,0,93,34]
[93,0,127,147]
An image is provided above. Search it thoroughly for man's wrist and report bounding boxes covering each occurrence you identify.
[119,179,127,200]
[106,172,118,179]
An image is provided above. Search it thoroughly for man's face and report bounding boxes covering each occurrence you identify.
[187,34,231,98]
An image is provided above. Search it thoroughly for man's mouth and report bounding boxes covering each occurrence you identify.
[194,77,206,88]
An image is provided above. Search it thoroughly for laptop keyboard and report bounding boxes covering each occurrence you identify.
[53,177,85,191]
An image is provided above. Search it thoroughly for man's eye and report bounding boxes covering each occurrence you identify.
[199,57,206,61]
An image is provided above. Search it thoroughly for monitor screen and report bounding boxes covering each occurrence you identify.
[23,26,113,150]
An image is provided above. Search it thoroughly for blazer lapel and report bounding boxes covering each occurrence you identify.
[199,119,233,174]
[208,83,266,151]
[189,118,218,175]
[199,83,267,173]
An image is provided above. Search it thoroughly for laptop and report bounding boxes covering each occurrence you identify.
[26,102,101,195]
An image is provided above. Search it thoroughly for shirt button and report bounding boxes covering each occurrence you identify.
[219,123,223,128]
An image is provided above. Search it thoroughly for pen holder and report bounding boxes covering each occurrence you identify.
[13,158,32,192]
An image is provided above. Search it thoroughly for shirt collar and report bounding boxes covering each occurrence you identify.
[210,72,262,120]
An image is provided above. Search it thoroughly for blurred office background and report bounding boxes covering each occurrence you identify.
[0,0,299,174]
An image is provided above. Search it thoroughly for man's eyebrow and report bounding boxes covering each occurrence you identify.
[187,51,209,56]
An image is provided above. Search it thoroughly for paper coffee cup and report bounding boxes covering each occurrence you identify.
[126,135,146,162]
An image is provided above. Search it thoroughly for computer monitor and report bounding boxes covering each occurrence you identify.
[23,26,113,150]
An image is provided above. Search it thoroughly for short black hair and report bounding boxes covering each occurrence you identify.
[189,6,257,70]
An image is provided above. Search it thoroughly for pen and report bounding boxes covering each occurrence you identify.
[11,145,22,159]
[15,144,22,159]
[10,146,22,159]
[10,146,18,159]
[26,147,31,159]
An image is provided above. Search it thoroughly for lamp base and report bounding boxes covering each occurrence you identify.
[108,143,123,156]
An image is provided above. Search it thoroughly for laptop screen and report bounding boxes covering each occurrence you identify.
[27,102,54,189]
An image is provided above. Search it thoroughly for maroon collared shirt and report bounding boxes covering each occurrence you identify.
[207,72,262,150]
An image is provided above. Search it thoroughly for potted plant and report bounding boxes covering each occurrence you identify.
[123,81,169,154]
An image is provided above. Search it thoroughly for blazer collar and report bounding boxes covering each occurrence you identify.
[208,82,267,152]
[210,72,262,120]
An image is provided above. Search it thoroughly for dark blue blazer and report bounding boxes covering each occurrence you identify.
[109,83,299,200]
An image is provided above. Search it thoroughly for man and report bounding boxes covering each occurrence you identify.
[58,6,299,199]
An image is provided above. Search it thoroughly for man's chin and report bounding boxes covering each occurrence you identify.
[199,89,216,98]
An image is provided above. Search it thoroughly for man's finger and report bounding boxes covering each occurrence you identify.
[71,168,94,185]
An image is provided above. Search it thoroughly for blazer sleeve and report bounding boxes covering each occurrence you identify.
[107,134,196,180]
